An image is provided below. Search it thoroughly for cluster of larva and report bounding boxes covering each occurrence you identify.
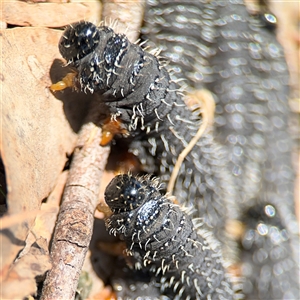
[142,1,299,299]
[53,0,299,297]
[55,19,239,299]
[105,174,236,299]
[57,19,236,250]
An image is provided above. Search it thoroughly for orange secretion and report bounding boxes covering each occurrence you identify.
[100,118,128,146]
[50,72,77,92]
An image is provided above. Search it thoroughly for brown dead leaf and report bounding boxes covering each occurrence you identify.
[0,26,91,280]
[30,171,68,245]
[2,0,102,28]
[1,236,52,299]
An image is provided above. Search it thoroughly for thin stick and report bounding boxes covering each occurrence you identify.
[167,89,216,195]
[41,122,110,300]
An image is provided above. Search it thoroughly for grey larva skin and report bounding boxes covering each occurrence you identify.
[142,0,299,299]
[105,174,235,300]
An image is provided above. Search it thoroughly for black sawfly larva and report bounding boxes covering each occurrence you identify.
[105,174,237,300]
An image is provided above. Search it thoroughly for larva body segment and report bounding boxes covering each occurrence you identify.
[105,174,235,300]
[141,0,218,89]
[142,0,299,299]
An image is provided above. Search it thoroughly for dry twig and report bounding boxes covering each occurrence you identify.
[41,121,110,300]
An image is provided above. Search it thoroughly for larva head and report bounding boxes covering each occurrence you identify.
[59,21,100,63]
[105,174,147,213]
